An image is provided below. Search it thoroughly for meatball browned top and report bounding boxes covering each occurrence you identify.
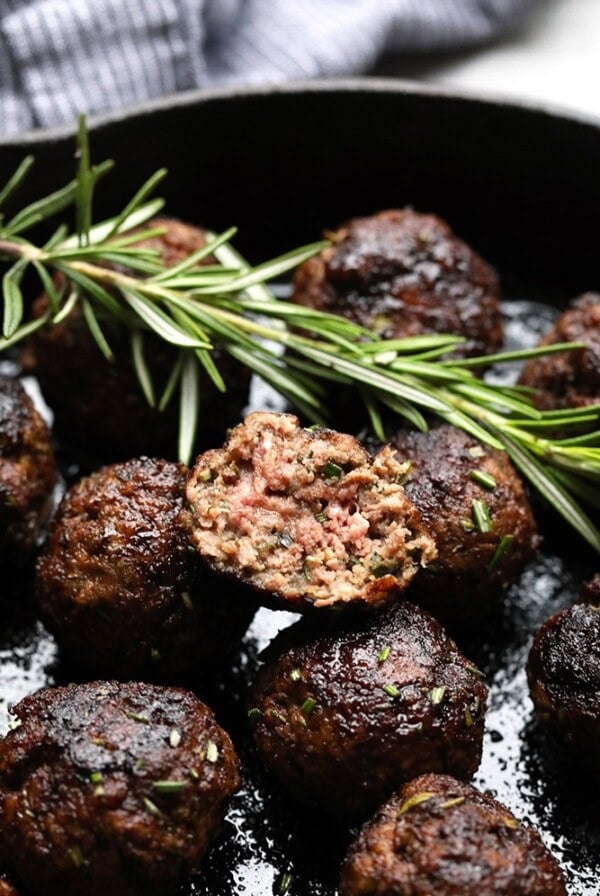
[0,376,57,565]
[519,293,600,411]
[527,574,600,762]
[340,774,566,896]
[36,457,254,681]
[249,601,487,818]
[292,209,503,357]
[24,218,250,459]
[185,412,436,612]
[385,425,539,621]
[0,681,240,896]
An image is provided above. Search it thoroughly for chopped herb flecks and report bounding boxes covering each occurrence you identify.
[470,469,497,490]
[321,460,343,479]
[383,683,400,698]
[429,686,447,706]
[471,499,493,534]
[153,780,187,793]
[487,534,515,571]
[397,791,435,817]
[378,646,391,663]
[300,697,316,715]
[289,668,302,682]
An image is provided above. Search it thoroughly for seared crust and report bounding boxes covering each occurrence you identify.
[519,293,600,411]
[185,412,436,612]
[36,457,254,681]
[527,574,600,765]
[23,218,250,459]
[249,601,487,818]
[292,209,503,357]
[340,773,566,895]
[0,681,240,896]
[386,425,539,620]
[0,377,57,564]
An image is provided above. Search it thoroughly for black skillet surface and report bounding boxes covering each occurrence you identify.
[1,81,599,894]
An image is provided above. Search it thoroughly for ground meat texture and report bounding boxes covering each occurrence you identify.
[519,293,600,411]
[185,412,436,612]
[36,457,254,681]
[527,574,600,768]
[23,218,250,460]
[384,424,539,623]
[248,601,487,818]
[0,376,57,565]
[0,681,240,896]
[292,209,503,357]
[339,773,566,896]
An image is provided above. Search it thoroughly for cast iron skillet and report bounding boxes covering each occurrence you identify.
[0,81,599,895]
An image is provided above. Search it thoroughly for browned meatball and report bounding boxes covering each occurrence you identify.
[292,209,503,357]
[36,456,254,681]
[0,681,240,896]
[23,218,250,460]
[385,424,539,622]
[527,574,600,768]
[185,412,436,613]
[249,601,487,818]
[0,376,57,565]
[340,773,566,896]
[519,293,600,411]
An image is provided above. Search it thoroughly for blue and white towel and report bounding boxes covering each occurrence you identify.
[0,0,542,134]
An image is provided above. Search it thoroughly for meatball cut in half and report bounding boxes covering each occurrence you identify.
[36,457,254,681]
[185,412,436,612]
[292,209,503,358]
[23,218,250,459]
[385,424,539,622]
[0,376,57,565]
[340,774,566,896]
[0,681,240,896]
[249,601,487,818]
[527,574,600,768]
[519,293,600,411]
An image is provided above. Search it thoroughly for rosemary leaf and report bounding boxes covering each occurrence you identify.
[131,330,156,407]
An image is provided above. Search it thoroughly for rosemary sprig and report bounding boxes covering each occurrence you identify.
[0,119,599,551]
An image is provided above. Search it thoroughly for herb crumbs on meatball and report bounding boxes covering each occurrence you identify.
[185,412,436,610]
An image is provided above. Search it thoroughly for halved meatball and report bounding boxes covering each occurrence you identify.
[23,218,250,460]
[519,293,600,411]
[340,774,566,896]
[36,456,254,681]
[248,601,487,818]
[0,681,240,896]
[527,574,600,768]
[185,412,436,612]
[292,209,503,357]
[383,424,539,622]
[0,376,57,565]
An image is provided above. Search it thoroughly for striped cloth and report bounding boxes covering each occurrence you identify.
[0,0,541,134]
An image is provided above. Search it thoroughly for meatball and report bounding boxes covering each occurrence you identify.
[0,681,240,896]
[23,218,250,460]
[527,574,600,767]
[519,293,600,411]
[0,376,57,565]
[36,456,254,681]
[385,424,539,622]
[185,412,436,613]
[248,601,487,818]
[340,773,566,896]
[292,209,503,357]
